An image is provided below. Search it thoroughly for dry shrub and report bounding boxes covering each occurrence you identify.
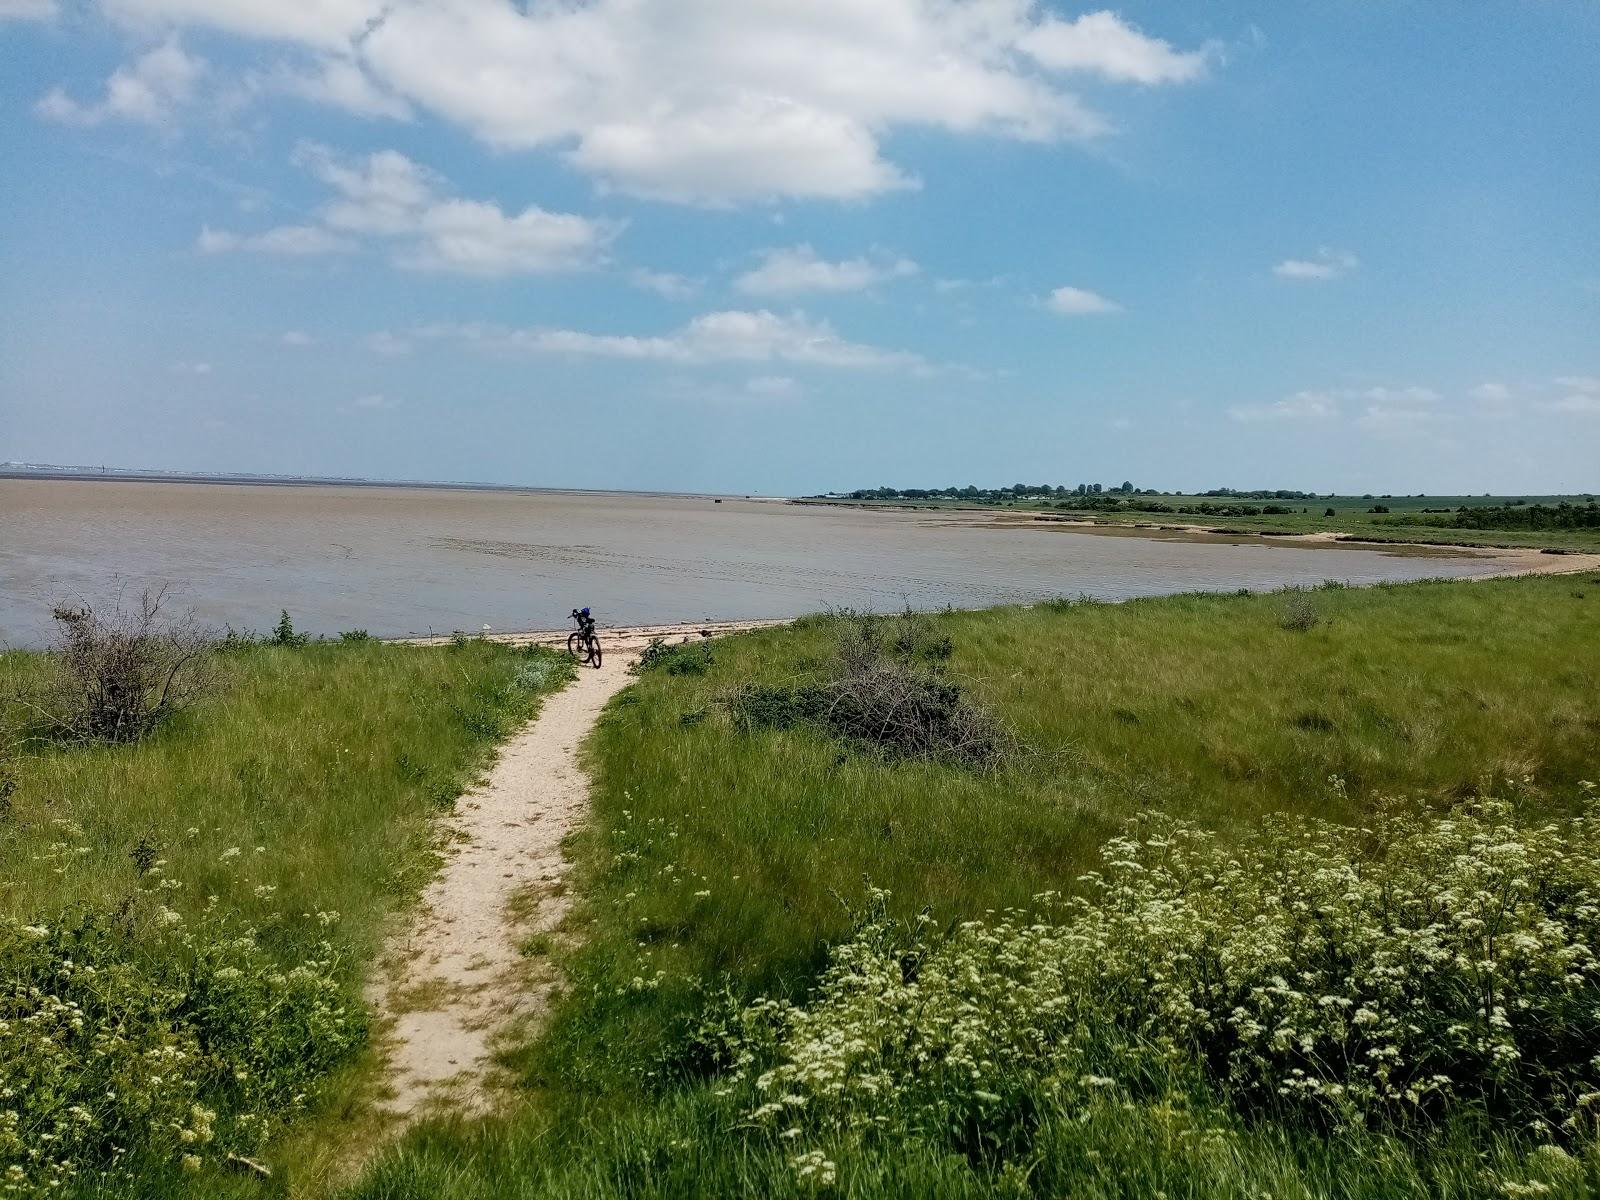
[729,610,1006,768]
[40,588,214,743]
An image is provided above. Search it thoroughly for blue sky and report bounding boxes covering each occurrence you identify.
[2,1,1597,496]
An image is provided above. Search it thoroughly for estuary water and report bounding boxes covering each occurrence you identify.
[0,479,1518,647]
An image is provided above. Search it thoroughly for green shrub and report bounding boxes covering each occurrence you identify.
[0,856,363,1193]
[269,611,309,648]
[633,638,714,677]
[716,786,1600,1178]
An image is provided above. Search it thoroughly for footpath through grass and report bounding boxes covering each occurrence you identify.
[0,636,572,1197]
[350,573,1600,1199]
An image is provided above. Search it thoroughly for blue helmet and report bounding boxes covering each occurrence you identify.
[581,607,590,616]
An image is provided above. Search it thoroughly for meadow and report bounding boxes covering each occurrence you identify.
[0,630,571,1196]
[351,572,1600,1198]
[801,492,1600,554]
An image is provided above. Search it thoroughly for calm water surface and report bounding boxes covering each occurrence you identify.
[0,479,1516,646]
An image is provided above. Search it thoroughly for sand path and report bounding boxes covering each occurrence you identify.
[367,619,782,1126]
[364,650,636,1122]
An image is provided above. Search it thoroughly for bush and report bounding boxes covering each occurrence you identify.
[269,610,309,648]
[715,786,1600,1175]
[633,638,715,677]
[35,590,213,744]
[727,611,1005,767]
[1279,586,1320,632]
[0,861,363,1192]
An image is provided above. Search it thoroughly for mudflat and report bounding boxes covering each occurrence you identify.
[0,477,1547,646]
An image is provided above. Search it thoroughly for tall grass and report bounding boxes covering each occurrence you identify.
[0,637,572,1196]
[350,574,1600,1198]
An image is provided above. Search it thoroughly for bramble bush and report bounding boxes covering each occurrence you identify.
[714,784,1600,1183]
[0,843,363,1195]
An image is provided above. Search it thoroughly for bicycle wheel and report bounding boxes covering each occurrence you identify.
[588,637,603,668]
[567,631,583,659]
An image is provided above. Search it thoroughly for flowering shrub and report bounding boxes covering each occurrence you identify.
[720,786,1600,1174]
[0,882,363,1193]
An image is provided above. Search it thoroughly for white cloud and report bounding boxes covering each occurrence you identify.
[1545,393,1600,415]
[746,374,801,398]
[1547,378,1600,414]
[78,0,1212,205]
[353,392,400,410]
[629,268,699,300]
[1470,382,1511,403]
[1045,285,1121,315]
[735,245,917,297]
[1554,375,1600,393]
[36,39,202,126]
[365,330,410,356]
[0,0,57,21]
[1273,248,1359,281]
[197,224,352,255]
[1018,10,1212,84]
[206,145,618,276]
[1228,390,1339,423]
[429,309,924,371]
[281,330,313,346]
[266,56,410,120]
[170,359,211,375]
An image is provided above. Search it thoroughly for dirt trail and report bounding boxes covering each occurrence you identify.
[366,619,783,1127]
[364,651,636,1122]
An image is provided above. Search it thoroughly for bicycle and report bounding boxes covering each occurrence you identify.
[567,608,603,668]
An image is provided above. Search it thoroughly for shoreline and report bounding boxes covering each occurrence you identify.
[388,543,1600,651]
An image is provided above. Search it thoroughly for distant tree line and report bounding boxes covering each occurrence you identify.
[1446,501,1600,531]
[837,482,1321,504]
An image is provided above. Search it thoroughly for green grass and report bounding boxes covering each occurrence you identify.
[349,573,1600,1198]
[0,636,572,1196]
[799,493,1600,553]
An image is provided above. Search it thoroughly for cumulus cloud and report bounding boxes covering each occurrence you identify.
[1018,10,1212,84]
[1045,285,1121,315]
[628,268,700,300]
[1470,382,1511,403]
[1273,248,1359,281]
[365,330,410,355]
[746,374,801,398]
[36,39,202,126]
[265,56,410,120]
[1548,376,1600,414]
[197,224,352,255]
[202,144,619,276]
[1,0,57,20]
[1229,384,1439,432]
[735,245,917,297]
[1227,390,1339,423]
[76,0,1214,204]
[426,310,925,371]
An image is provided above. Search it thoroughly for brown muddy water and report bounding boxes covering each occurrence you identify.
[0,479,1520,647]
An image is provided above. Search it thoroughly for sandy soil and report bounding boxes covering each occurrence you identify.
[366,619,784,1131]
[364,654,632,1123]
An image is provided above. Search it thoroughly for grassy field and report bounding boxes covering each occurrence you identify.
[0,634,571,1196]
[350,573,1600,1198]
[798,493,1600,553]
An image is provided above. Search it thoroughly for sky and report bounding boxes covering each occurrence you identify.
[1,1,1597,497]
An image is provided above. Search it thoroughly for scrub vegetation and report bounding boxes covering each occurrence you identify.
[0,626,571,1197]
[350,573,1600,1199]
[804,486,1600,553]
